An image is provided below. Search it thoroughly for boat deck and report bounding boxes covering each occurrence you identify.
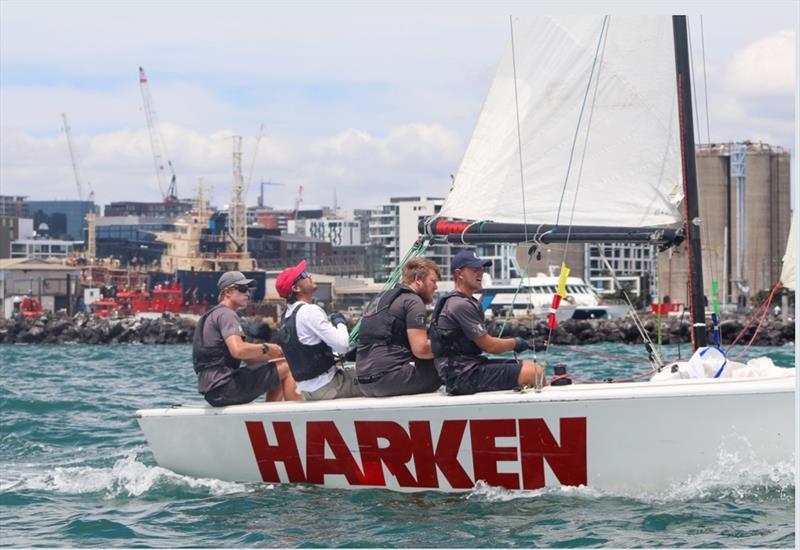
[136,373,795,418]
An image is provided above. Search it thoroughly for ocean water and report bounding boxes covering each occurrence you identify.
[0,343,796,548]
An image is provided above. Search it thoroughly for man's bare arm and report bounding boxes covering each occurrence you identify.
[473,333,516,354]
[407,328,433,359]
[224,334,284,361]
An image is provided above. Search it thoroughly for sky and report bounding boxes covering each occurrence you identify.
[1,1,797,212]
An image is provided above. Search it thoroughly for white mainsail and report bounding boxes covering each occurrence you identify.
[779,216,795,290]
[440,16,684,228]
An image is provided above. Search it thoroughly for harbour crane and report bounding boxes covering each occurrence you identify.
[229,136,247,253]
[293,185,304,219]
[244,123,264,200]
[61,113,96,259]
[138,66,178,203]
[61,113,95,203]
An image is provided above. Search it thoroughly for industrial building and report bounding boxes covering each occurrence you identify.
[0,257,81,318]
[658,142,792,307]
[104,200,193,218]
[27,200,95,241]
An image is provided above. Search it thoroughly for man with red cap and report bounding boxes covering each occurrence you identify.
[275,260,363,400]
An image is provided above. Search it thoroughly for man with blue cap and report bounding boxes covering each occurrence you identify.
[429,250,546,395]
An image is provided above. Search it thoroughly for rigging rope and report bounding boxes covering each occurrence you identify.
[509,17,538,340]
[686,19,702,146]
[699,16,712,143]
[552,15,609,227]
[347,237,431,346]
[509,16,529,245]
[691,16,720,297]
[599,255,664,369]
[725,281,782,360]
[542,16,610,361]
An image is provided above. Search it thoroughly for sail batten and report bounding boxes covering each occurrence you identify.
[440,16,684,228]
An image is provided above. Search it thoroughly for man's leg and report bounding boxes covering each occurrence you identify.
[271,359,302,401]
[302,368,362,400]
[518,360,546,387]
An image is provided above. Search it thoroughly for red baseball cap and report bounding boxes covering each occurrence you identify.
[275,260,307,298]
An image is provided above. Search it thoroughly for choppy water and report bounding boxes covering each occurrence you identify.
[1,343,796,548]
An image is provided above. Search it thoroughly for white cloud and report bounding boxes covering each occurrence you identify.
[0,122,462,210]
[724,29,796,96]
[1,12,795,212]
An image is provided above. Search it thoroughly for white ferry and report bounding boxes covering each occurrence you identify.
[478,274,625,321]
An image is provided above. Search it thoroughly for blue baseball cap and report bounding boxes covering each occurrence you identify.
[451,249,492,271]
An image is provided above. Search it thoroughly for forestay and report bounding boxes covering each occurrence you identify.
[440,16,685,228]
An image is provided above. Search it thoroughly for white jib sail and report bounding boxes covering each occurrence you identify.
[780,216,795,291]
[440,16,685,228]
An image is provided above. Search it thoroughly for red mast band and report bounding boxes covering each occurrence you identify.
[431,220,471,235]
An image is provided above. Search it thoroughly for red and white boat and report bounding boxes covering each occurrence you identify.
[136,367,793,493]
[137,16,796,493]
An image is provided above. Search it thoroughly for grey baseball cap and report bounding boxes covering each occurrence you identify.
[217,271,256,291]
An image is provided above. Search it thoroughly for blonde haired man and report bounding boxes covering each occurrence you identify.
[355,257,443,397]
[192,271,300,406]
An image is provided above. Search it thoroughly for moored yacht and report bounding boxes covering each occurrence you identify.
[478,273,621,321]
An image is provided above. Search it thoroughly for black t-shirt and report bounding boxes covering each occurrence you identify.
[356,289,431,377]
[433,293,488,379]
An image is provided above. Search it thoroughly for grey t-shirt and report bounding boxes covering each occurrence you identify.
[433,292,488,380]
[196,306,245,393]
[356,288,433,377]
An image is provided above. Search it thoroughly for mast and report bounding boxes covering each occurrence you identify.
[672,16,707,349]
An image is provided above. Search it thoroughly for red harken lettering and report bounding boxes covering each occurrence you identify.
[246,417,587,489]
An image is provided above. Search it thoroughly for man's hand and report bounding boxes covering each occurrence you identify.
[513,336,530,353]
[330,312,348,327]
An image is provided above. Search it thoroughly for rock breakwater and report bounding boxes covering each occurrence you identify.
[0,313,197,345]
[487,315,795,348]
[0,312,793,347]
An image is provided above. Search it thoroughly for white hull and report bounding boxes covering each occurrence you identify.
[136,374,795,493]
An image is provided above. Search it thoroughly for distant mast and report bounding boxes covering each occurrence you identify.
[672,16,707,350]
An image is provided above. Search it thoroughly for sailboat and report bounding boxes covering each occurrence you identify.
[136,16,794,493]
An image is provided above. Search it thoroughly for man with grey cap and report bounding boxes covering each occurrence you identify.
[192,271,301,406]
[429,250,546,395]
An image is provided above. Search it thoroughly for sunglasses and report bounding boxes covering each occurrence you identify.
[293,271,309,285]
[234,284,254,294]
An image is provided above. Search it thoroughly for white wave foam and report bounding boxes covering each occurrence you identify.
[466,480,604,502]
[465,434,794,503]
[652,443,796,502]
[18,453,255,498]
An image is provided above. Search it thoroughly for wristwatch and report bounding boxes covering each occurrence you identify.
[261,342,270,355]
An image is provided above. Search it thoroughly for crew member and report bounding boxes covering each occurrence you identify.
[356,257,443,397]
[193,271,301,407]
[276,260,363,400]
[429,250,546,395]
